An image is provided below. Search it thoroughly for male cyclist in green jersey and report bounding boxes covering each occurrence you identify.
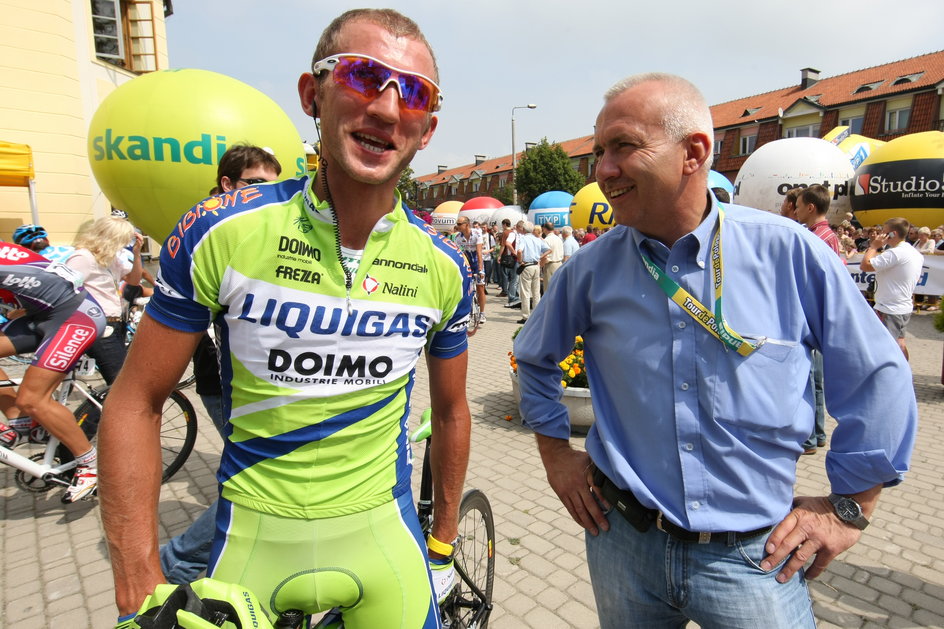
[100,9,473,628]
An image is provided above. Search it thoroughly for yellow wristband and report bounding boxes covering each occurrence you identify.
[426,534,454,557]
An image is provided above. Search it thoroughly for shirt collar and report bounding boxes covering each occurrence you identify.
[303,172,401,233]
[630,196,720,263]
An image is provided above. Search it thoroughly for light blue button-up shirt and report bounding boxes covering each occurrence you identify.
[515,201,917,532]
[517,232,549,264]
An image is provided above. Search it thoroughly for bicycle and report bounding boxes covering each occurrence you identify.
[0,355,198,497]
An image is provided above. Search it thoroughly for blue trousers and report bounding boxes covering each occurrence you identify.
[585,507,815,628]
[802,351,826,450]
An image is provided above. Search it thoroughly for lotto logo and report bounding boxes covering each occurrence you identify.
[2,275,41,290]
[0,246,29,262]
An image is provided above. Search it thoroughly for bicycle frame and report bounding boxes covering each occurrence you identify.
[0,363,104,487]
[0,437,75,486]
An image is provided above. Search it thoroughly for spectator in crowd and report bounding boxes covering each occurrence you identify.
[912,226,939,311]
[582,227,599,244]
[65,217,143,385]
[515,72,916,629]
[840,235,858,261]
[515,220,548,324]
[498,218,520,307]
[860,218,924,359]
[779,187,802,221]
[561,225,579,263]
[710,187,730,203]
[541,221,564,288]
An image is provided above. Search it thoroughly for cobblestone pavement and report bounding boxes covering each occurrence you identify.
[1,290,943,628]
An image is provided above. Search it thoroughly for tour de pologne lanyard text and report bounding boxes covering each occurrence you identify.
[638,208,759,357]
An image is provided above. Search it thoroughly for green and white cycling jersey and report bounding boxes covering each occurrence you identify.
[148,174,473,519]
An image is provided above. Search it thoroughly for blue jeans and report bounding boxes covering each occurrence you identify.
[159,393,226,583]
[499,264,519,303]
[586,507,816,628]
[803,351,826,450]
[161,500,218,584]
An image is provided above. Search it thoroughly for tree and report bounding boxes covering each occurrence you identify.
[514,138,586,209]
[397,166,419,207]
[493,184,514,206]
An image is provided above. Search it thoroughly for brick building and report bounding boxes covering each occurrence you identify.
[416,50,944,206]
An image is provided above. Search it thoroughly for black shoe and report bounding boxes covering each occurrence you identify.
[816,438,826,447]
[498,292,507,297]
[517,318,528,324]
[504,301,521,308]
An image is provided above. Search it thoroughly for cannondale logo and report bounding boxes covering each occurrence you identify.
[294,216,313,233]
[362,274,380,294]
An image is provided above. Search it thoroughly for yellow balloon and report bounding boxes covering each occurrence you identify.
[850,131,944,227]
[569,183,612,230]
[431,200,463,231]
[87,69,306,240]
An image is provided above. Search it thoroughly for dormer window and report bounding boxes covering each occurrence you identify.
[853,80,884,94]
[892,72,924,86]
[741,107,761,117]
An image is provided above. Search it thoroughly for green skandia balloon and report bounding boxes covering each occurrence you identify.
[87,69,306,241]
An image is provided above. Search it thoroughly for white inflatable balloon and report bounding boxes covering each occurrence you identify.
[489,206,527,228]
[733,138,854,224]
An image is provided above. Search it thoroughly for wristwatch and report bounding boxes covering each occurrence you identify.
[827,493,870,530]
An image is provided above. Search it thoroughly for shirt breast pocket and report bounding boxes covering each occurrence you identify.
[709,337,806,433]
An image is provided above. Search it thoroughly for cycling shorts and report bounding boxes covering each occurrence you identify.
[0,292,105,373]
[463,252,485,286]
[207,492,440,628]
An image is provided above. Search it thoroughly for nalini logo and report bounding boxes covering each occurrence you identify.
[362,275,380,294]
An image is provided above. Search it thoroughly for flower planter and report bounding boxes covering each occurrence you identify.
[509,367,594,434]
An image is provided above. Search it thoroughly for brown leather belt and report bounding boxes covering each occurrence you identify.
[593,467,771,544]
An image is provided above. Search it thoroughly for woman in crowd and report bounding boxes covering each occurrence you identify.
[65,216,143,384]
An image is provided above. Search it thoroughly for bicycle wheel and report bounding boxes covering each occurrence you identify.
[71,388,197,482]
[158,389,198,481]
[444,488,495,628]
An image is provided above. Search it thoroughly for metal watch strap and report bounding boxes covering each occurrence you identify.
[828,493,870,530]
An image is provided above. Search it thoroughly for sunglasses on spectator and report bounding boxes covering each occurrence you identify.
[312,53,443,113]
[238,178,269,186]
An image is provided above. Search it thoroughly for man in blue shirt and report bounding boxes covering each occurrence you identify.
[515,220,549,324]
[514,73,916,628]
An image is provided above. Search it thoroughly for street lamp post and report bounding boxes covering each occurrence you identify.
[511,104,537,206]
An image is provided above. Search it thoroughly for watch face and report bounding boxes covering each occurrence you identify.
[835,497,862,521]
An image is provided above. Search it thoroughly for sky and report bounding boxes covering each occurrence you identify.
[165,0,944,178]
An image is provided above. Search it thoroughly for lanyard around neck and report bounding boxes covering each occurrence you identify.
[638,208,759,357]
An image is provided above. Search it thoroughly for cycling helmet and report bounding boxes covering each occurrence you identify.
[129,578,273,629]
[11,224,47,246]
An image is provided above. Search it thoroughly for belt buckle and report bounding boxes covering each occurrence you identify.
[656,511,666,533]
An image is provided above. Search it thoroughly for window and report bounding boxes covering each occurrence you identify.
[739,135,757,155]
[91,0,125,65]
[450,184,457,196]
[432,187,439,199]
[886,108,910,132]
[853,80,883,94]
[839,116,864,134]
[784,125,817,138]
[892,72,923,86]
[472,181,480,193]
[741,107,761,118]
[713,139,723,157]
